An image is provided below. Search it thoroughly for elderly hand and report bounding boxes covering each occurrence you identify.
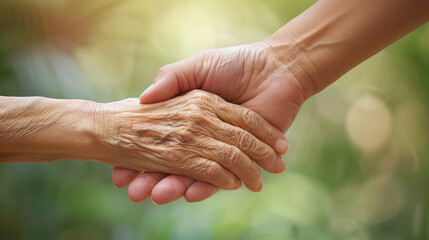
[103,90,285,192]
[112,42,305,204]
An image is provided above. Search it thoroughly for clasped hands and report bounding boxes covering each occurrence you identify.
[111,42,309,204]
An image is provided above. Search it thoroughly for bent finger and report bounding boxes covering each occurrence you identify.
[198,139,263,192]
[128,172,167,203]
[151,175,194,205]
[214,99,288,154]
[182,157,242,191]
[185,181,219,203]
[212,121,280,173]
[112,167,140,188]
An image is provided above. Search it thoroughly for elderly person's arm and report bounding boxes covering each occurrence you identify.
[0,96,101,163]
[0,90,286,191]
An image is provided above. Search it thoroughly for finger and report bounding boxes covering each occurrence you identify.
[128,172,167,203]
[151,175,194,205]
[214,98,289,154]
[139,56,204,104]
[112,167,140,188]
[185,181,219,203]
[277,155,287,173]
[212,121,282,174]
[181,157,242,191]
[198,139,263,192]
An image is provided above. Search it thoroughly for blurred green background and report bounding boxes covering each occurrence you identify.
[1,0,428,239]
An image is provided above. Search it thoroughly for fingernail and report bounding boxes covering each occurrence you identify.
[274,137,288,154]
[140,84,154,98]
[151,198,159,206]
[258,181,264,191]
[275,157,286,173]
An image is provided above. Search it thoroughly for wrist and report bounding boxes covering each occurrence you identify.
[51,98,107,161]
[262,34,320,101]
[90,99,152,167]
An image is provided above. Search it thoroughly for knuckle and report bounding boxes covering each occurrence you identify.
[228,146,242,160]
[186,100,205,114]
[211,93,223,105]
[250,143,277,171]
[183,104,215,127]
[186,110,203,120]
[214,98,229,114]
[237,130,254,151]
[187,90,217,105]
[254,143,271,159]
[242,109,257,126]
[188,101,203,114]
[203,161,221,178]
[188,89,209,100]
[186,110,209,126]
[264,125,277,140]
[223,147,242,168]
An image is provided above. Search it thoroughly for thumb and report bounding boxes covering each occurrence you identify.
[140,57,202,104]
[139,70,180,104]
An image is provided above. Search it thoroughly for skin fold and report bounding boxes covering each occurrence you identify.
[0,90,286,192]
[112,0,429,204]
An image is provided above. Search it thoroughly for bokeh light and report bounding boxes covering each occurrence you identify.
[346,95,391,155]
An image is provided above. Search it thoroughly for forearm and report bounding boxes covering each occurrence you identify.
[265,0,429,98]
[0,96,102,163]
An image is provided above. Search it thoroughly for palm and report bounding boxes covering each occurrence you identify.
[112,42,304,204]
[238,76,303,132]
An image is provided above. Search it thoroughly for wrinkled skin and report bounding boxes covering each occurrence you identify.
[112,42,308,204]
[103,90,285,192]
